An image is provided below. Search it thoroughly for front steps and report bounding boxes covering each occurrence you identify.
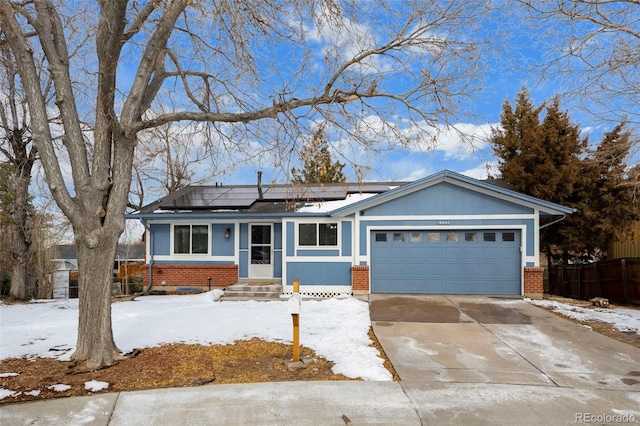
[220,282,283,301]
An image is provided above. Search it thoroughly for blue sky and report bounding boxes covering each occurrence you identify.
[181,4,614,187]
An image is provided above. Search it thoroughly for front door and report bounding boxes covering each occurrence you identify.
[249,224,272,279]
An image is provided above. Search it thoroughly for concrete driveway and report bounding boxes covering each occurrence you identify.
[371,295,640,424]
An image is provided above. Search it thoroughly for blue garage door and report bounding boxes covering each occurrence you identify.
[371,230,521,295]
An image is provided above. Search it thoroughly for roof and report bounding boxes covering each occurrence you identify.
[330,170,575,217]
[129,170,574,220]
[52,244,145,260]
[133,182,406,217]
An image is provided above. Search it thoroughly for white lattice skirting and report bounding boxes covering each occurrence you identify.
[282,285,352,298]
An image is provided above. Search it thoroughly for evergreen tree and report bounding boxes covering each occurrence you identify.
[291,130,346,184]
[491,88,637,262]
[581,122,638,255]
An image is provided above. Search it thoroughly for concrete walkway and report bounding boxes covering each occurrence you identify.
[1,296,639,425]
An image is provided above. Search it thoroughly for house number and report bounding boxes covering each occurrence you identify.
[438,221,450,225]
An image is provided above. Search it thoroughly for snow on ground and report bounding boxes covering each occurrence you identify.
[0,291,391,384]
[530,300,640,335]
[84,380,109,392]
[48,384,71,392]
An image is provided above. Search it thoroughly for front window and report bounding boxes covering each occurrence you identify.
[298,223,338,246]
[174,224,209,254]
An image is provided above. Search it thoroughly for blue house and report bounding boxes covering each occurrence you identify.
[129,170,573,298]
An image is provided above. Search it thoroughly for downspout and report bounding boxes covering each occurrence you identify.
[539,214,567,230]
[140,219,154,293]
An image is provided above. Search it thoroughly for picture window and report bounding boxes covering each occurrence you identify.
[298,223,338,246]
[174,224,209,254]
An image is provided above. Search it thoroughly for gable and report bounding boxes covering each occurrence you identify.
[361,182,533,216]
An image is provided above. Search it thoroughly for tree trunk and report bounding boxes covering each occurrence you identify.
[9,254,28,299]
[8,165,32,300]
[71,238,123,370]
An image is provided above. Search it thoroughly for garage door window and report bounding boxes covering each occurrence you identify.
[393,232,405,243]
[502,232,515,242]
[464,232,478,242]
[483,232,496,242]
[410,232,423,243]
[446,232,458,242]
[428,232,440,243]
[375,232,387,242]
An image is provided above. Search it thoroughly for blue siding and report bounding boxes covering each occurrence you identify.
[212,224,234,256]
[273,250,282,278]
[286,262,352,286]
[341,221,352,256]
[239,223,248,249]
[286,222,295,256]
[150,224,170,255]
[274,223,282,250]
[525,219,535,256]
[239,251,248,278]
[362,182,533,216]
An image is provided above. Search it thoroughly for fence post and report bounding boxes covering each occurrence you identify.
[578,264,583,299]
[621,258,630,304]
[594,262,601,296]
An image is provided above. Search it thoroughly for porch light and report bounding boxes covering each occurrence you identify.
[225,228,231,239]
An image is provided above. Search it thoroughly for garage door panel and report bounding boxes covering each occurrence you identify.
[371,230,521,295]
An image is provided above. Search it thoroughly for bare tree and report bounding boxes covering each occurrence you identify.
[513,0,640,126]
[130,120,218,211]
[0,44,40,300]
[0,0,489,369]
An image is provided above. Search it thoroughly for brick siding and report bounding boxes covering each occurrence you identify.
[142,264,238,289]
[352,265,369,294]
[524,266,544,299]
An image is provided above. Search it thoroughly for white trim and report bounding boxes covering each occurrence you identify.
[358,214,535,221]
[287,256,350,263]
[282,219,288,287]
[533,208,540,266]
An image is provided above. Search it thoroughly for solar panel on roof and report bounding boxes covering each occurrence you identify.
[154,182,403,211]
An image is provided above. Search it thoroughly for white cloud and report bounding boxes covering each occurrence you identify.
[408,122,495,160]
[459,162,497,180]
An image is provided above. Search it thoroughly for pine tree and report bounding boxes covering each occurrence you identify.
[489,88,638,262]
[291,129,346,184]
[581,122,638,255]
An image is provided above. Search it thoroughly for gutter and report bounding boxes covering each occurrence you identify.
[140,219,154,291]
[539,214,567,230]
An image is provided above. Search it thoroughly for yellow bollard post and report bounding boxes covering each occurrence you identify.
[292,279,300,363]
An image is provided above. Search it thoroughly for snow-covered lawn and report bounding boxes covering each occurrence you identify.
[530,299,640,335]
[0,291,391,384]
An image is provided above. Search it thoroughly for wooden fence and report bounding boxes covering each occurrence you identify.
[548,258,640,305]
